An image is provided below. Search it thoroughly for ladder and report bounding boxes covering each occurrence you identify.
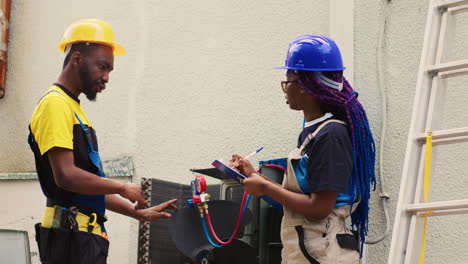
[388,0,468,263]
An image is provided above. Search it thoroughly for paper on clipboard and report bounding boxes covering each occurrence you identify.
[211,160,246,183]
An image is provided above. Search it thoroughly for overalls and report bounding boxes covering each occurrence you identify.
[280,120,359,264]
[30,89,110,263]
[39,112,107,237]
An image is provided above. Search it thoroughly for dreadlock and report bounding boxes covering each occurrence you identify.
[297,70,376,248]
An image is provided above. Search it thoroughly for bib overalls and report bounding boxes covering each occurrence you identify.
[280,120,359,264]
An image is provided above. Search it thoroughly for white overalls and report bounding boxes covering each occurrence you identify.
[280,120,359,264]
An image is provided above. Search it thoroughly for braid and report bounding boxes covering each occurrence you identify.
[298,71,376,247]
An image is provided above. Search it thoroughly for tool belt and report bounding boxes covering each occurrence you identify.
[35,203,110,264]
[46,198,107,227]
[41,199,108,237]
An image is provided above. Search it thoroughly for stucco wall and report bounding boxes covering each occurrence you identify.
[356,0,468,263]
[5,0,468,263]
[2,0,329,176]
[0,1,332,263]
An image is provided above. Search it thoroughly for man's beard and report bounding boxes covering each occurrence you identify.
[79,64,98,101]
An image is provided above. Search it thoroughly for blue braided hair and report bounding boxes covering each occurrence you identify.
[297,70,376,248]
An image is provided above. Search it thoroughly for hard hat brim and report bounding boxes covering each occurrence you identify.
[57,40,126,56]
[274,65,346,71]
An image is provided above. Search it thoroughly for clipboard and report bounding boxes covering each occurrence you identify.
[211,160,246,183]
[211,160,283,213]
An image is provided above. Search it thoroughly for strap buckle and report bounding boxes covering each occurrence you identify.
[62,206,79,230]
[87,213,99,233]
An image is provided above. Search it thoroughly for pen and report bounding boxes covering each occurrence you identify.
[243,147,264,161]
[231,147,264,168]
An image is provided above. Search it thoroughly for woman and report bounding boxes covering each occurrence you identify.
[232,35,375,264]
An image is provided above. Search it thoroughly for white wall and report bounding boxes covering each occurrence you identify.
[356,0,468,263]
[0,1,336,263]
[9,1,468,263]
[2,0,331,180]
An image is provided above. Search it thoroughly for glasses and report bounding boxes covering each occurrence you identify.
[281,80,299,92]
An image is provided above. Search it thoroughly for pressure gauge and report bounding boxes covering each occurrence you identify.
[195,175,207,194]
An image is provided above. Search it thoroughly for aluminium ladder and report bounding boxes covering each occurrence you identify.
[388,0,468,263]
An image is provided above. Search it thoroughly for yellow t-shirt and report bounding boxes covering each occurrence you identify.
[30,85,92,155]
[29,84,105,217]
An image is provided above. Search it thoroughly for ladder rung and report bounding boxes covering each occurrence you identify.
[406,199,468,213]
[449,4,468,12]
[440,68,468,79]
[416,208,468,217]
[437,0,468,9]
[426,59,468,74]
[415,127,468,143]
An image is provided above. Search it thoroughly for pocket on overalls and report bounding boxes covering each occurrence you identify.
[336,234,359,251]
[319,214,359,263]
[293,224,328,263]
[69,229,109,264]
[334,233,359,263]
[36,223,71,263]
[35,223,109,264]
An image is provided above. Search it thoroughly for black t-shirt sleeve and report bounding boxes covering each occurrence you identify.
[306,123,352,193]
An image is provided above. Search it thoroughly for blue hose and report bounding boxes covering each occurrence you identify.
[241,195,252,219]
[201,217,224,248]
[201,194,252,248]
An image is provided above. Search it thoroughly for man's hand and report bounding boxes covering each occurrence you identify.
[119,184,146,206]
[134,199,178,221]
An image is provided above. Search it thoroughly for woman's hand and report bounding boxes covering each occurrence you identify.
[241,173,269,196]
[230,154,256,177]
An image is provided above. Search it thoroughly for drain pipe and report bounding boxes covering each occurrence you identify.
[0,0,10,98]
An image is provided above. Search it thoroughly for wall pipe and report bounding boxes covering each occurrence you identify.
[0,0,10,98]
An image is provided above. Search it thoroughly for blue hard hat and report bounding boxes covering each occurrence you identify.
[275,35,346,72]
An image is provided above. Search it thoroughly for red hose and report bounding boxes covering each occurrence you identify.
[204,191,248,245]
[264,164,286,171]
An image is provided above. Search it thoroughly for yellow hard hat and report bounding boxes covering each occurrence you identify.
[58,19,126,56]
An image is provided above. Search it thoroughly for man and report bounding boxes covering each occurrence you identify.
[28,19,177,263]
